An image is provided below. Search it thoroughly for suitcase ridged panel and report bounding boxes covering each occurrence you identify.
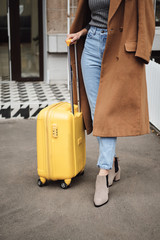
[74,112,86,174]
[37,103,63,179]
[49,103,75,179]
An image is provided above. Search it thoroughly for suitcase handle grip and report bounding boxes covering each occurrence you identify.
[66,39,81,115]
[66,39,72,46]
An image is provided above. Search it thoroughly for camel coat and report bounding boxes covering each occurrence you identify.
[69,0,155,137]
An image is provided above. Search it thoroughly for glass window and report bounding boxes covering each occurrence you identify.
[19,0,40,78]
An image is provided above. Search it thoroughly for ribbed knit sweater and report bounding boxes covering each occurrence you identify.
[85,0,110,31]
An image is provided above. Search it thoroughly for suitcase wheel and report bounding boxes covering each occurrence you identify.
[60,179,71,189]
[37,177,47,187]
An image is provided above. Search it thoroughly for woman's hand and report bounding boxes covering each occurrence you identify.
[65,28,88,45]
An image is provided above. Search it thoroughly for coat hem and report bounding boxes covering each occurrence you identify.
[92,128,150,137]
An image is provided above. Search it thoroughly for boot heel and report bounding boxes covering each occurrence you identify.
[114,166,121,182]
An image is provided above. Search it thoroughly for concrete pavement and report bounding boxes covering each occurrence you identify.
[0,119,160,240]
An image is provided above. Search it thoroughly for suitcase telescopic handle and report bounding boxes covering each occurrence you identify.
[66,39,81,115]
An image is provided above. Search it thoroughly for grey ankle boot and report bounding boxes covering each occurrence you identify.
[108,157,121,187]
[94,174,109,207]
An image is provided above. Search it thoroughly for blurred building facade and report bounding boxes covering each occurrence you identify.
[0,0,159,83]
[0,0,78,83]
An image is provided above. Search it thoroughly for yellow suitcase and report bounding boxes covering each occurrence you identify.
[37,41,86,188]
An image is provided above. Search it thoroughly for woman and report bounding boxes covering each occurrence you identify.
[65,0,155,207]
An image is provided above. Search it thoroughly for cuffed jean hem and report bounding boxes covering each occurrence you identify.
[97,165,112,170]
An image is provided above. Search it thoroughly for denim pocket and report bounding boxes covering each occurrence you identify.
[87,28,95,39]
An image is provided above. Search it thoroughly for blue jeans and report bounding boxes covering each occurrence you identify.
[81,26,117,170]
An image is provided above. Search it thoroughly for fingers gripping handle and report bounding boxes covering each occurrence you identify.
[66,40,81,114]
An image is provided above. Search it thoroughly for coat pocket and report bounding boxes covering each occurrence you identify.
[124,41,137,52]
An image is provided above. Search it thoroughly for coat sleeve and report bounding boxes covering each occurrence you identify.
[135,0,155,64]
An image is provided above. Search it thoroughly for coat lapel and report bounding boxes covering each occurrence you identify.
[108,0,123,24]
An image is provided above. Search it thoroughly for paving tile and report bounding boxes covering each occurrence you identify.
[0,81,70,119]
